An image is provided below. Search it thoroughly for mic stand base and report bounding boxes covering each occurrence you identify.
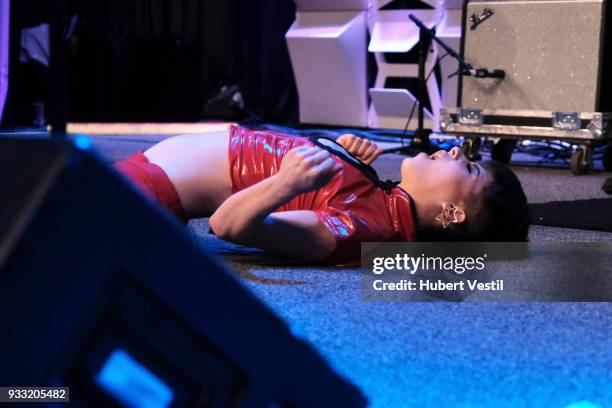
[383,128,438,155]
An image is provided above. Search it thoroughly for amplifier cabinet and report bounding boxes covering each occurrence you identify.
[459,0,611,112]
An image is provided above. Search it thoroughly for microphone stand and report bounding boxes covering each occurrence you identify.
[49,0,69,140]
[409,14,474,78]
[383,14,474,155]
[414,24,430,150]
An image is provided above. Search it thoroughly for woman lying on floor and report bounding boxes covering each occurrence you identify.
[114,125,529,264]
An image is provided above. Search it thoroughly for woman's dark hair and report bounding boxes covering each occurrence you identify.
[415,160,529,242]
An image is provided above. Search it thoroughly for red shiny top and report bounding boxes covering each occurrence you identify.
[228,125,416,264]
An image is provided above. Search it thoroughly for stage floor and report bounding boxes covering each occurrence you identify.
[14,127,612,407]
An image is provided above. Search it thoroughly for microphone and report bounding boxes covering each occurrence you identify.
[465,68,506,79]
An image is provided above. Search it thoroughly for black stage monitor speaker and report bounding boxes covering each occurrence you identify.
[0,136,366,408]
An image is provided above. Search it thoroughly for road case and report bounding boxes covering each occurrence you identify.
[440,108,612,174]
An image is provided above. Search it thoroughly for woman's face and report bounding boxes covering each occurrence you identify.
[400,147,492,211]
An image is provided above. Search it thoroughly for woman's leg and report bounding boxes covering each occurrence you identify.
[143,129,233,218]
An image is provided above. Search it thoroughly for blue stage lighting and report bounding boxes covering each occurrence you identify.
[95,349,174,408]
[73,135,92,150]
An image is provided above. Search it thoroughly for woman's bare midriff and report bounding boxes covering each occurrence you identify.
[143,129,233,218]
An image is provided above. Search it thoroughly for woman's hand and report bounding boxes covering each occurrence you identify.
[276,146,343,196]
[336,134,381,165]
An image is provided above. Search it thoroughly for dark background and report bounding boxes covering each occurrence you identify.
[3,0,299,126]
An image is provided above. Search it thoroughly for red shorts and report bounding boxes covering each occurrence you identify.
[113,152,187,222]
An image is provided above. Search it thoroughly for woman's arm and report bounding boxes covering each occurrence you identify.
[209,145,343,261]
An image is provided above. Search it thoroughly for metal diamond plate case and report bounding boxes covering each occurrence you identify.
[461,0,605,111]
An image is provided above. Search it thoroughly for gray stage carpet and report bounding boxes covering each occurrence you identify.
[90,133,612,408]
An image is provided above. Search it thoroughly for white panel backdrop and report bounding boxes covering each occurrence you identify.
[286,0,462,130]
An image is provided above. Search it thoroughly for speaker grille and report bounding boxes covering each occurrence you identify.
[462,0,605,111]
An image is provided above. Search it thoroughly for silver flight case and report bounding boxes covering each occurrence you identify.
[440,108,611,174]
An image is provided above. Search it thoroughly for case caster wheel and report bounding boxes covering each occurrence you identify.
[570,144,593,175]
[461,137,482,161]
[491,139,517,164]
[602,145,612,172]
